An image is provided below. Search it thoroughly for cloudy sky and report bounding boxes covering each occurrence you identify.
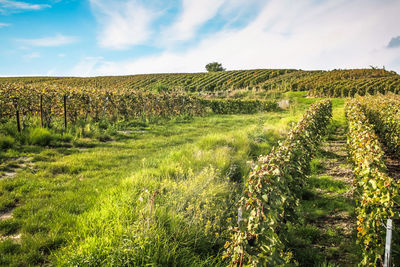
[0,0,399,76]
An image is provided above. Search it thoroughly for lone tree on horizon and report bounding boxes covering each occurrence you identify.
[205,62,225,72]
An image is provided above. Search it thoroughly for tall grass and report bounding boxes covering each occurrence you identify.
[54,129,275,266]
[0,97,318,265]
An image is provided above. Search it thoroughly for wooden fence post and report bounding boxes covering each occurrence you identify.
[13,100,21,133]
[40,95,43,128]
[85,97,91,122]
[16,109,21,133]
[64,95,67,129]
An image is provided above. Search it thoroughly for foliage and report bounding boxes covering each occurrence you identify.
[345,99,400,266]
[0,84,205,128]
[201,99,279,114]
[359,94,400,157]
[295,69,400,97]
[223,100,332,265]
[205,62,225,72]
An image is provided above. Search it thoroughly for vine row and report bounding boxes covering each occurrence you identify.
[359,94,400,157]
[223,100,332,265]
[346,99,399,266]
[0,83,204,128]
[200,99,278,114]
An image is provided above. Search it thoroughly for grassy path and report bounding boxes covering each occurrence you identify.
[288,105,359,266]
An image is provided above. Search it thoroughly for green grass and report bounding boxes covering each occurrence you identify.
[1,104,319,266]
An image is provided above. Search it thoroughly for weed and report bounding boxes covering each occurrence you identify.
[0,135,15,149]
[29,128,54,146]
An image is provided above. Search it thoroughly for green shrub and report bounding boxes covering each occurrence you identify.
[29,128,54,146]
[0,135,15,149]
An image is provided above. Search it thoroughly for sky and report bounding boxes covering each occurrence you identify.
[0,0,399,77]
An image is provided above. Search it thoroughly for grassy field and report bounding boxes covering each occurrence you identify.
[0,93,361,266]
[0,93,312,266]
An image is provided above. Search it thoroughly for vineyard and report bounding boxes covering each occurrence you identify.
[0,69,298,93]
[303,69,400,97]
[224,100,333,265]
[1,69,399,119]
[1,68,399,133]
[1,69,400,266]
[346,98,400,265]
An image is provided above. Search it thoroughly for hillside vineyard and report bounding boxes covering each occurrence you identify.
[0,68,399,266]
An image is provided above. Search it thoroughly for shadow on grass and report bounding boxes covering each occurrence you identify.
[317,147,346,161]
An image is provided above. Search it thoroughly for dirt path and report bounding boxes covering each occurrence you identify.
[0,156,34,179]
[0,208,22,242]
[0,157,32,243]
[382,146,400,180]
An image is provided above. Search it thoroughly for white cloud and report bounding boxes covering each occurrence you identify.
[75,0,400,75]
[70,57,104,77]
[90,0,157,50]
[46,68,56,76]
[161,0,265,43]
[0,22,10,27]
[0,0,50,13]
[18,34,78,47]
[163,0,225,42]
[0,73,42,77]
[23,52,40,60]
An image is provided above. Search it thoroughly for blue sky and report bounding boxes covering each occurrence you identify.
[0,0,399,76]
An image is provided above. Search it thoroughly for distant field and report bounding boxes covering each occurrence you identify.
[1,68,398,95]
